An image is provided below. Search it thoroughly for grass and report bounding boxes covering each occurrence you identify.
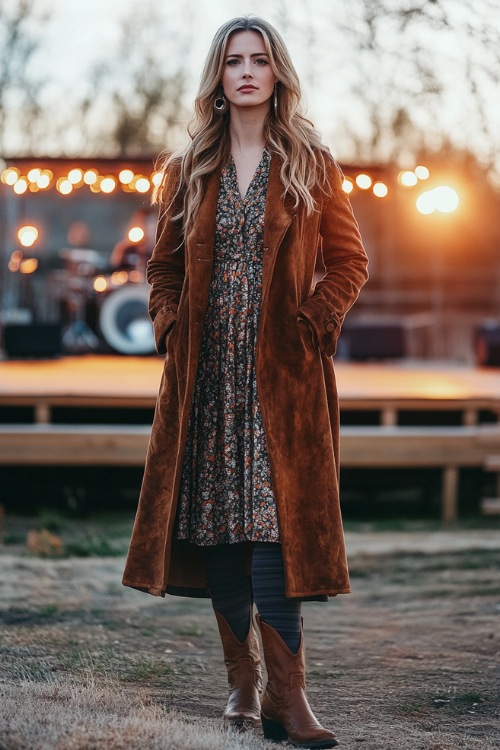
[175,624,204,637]
[13,659,55,683]
[64,534,129,557]
[0,680,268,750]
[2,513,500,750]
[55,646,174,688]
[1,511,133,557]
[343,517,500,532]
[349,548,500,584]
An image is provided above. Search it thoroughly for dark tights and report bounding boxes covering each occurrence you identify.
[203,542,301,652]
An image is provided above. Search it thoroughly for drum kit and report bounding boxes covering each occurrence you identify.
[54,246,155,355]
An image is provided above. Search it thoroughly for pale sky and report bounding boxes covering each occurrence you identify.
[10,0,500,176]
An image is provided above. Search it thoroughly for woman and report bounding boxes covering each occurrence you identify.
[123,15,368,748]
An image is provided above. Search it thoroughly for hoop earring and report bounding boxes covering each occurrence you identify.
[273,84,278,116]
[214,93,227,113]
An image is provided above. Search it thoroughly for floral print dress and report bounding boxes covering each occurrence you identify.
[175,150,280,546]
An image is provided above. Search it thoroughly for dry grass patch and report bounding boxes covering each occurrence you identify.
[1,518,500,749]
[0,679,268,750]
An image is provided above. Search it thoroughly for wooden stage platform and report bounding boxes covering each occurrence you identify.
[1,355,500,521]
[1,354,500,419]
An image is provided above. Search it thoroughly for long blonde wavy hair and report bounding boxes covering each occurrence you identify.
[156,16,331,235]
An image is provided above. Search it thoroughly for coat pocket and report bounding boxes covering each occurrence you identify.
[296,315,317,353]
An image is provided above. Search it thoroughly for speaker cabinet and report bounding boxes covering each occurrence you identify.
[343,322,406,360]
[2,323,62,358]
[475,323,500,366]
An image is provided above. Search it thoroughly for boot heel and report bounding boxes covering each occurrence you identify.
[261,713,288,742]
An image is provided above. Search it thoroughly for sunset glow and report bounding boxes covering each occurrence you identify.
[416,186,459,214]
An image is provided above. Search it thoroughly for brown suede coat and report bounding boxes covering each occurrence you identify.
[122,153,368,599]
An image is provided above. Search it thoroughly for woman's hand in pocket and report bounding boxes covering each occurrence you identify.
[297,316,316,352]
[164,320,176,351]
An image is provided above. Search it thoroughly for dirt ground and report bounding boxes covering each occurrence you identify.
[1,520,499,750]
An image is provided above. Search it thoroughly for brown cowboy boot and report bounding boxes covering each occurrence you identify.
[214,610,262,728]
[256,615,338,748]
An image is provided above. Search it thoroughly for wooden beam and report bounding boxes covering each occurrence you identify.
[442,466,459,523]
[0,425,150,466]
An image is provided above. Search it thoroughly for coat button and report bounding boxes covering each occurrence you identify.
[326,322,336,332]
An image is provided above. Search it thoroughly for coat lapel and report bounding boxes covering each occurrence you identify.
[262,155,293,296]
[187,166,222,256]
[186,155,292,273]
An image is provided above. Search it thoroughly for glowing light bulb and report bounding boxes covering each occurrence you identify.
[416,190,435,214]
[433,186,459,213]
[27,168,42,182]
[93,276,108,292]
[2,168,20,185]
[355,174,372,190]
[57,178,73,195]
[8,250,23,272]
[135,177,151,193]
[399,170,418,187]
[415,165,430,180]
[18,225,39,247]
[37,174,50,189]
[13,178,28,194]
[111,271,129,285]
[152,171,163,187]
[68,168,84,184]
[19,258,38,274]
[100,177,116,193]
[83,169,98,185]
[119,169,134,184]
[128,226,145,242]
[342,177,354,193]
[373,182,388,198]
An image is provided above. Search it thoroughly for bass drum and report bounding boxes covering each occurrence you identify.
[99,284,155,355]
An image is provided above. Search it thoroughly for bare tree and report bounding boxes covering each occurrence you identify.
[0,0,49,154]
[77,0,191,157]
[323,0,500,173]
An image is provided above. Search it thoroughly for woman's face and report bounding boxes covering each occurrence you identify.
[221,30,277,112]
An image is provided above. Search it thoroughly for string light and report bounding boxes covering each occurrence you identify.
[68,168,84,184]
[355,174,372,190]
[37,173,51,189]
[13,178,28,195]
[128,226,145,242]
[134,176,151,193]
[342,177,354,194]
[119,169,135,184]
[111,271,129,285]
[2,167,20,185]
[83,169,99,185]
[56,178,73,195]
[399,170,418,187]
[27,168,42,182]
[100,177,116,193]
[373,182,388,198]
[1,161,431,203]
[18,225,39,247]
[415,165,430,180]
[93,276,108,292]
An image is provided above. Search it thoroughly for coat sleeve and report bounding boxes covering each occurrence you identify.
[146,160,185,355]
[297,158,369,357]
